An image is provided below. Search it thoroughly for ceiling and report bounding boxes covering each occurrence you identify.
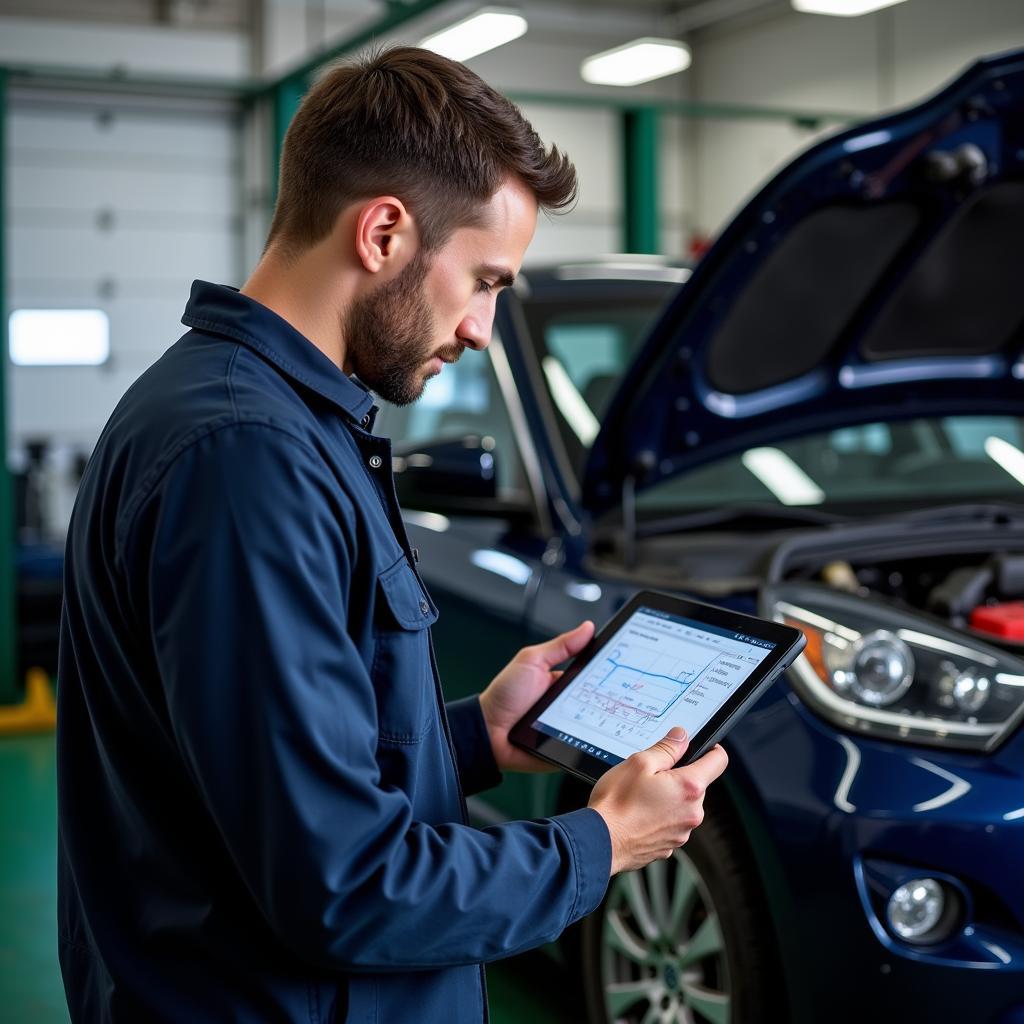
[0,0,781,33]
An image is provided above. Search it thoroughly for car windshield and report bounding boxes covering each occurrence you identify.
[526,285,1024,512]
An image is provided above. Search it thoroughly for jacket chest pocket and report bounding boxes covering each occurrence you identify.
[371,555,439,745]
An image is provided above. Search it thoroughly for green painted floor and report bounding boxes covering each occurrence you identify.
[0,734,576,1023]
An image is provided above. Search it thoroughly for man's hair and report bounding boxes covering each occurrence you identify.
[266,46,578,257]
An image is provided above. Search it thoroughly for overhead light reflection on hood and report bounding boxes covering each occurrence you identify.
[741,447,825,505]
[471,549,532,585]
[402,511,450,532]
[541,356,600,445]
[984,436,1024,487]
[909,757,971,813]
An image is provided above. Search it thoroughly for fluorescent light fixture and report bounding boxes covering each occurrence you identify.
[581,38,691,87]
[792,0,908,16]
[741,447,825,505]
[541,356,600,445]
[420,7,527,62]
[985,436,1024,487]
[9,309,109,366]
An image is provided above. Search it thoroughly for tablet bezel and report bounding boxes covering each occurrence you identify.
[509,589,805,784]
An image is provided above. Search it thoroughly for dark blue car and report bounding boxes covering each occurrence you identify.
[377,48,1024,1024]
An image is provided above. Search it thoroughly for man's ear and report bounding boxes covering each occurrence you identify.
[354,196,418,275]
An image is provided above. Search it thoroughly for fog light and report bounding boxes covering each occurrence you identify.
[886,878,945,942]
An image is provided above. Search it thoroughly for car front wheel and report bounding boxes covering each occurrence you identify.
[581,809,782,1024]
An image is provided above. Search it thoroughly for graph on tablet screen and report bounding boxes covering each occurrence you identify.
[535,606,775,763]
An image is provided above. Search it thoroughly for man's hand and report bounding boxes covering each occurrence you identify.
[588,727,728,875]
[478,621,595,773]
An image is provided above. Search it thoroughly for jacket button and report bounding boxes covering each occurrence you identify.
[368,455,383,469]
[419,600,429,614]
[360,414,371,427]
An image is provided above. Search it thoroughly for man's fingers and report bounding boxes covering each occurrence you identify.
[639,727,689,772]
[524,621,594,668]
[673,744,729,789]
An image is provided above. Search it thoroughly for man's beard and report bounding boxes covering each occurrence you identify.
[345,251,460,407]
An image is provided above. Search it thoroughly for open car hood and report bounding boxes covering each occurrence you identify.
[582,48,1024,516]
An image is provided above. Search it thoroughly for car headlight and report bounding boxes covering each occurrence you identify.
[764,583,1024,752]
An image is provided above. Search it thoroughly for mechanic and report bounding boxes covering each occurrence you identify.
[56,46,729,1023]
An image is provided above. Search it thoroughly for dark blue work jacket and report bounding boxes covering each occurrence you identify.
[57,281,610,1023]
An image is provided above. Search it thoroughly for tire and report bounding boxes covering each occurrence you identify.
[581,806,784,1024]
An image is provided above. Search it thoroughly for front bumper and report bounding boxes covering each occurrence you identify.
[730,685,1024,1024]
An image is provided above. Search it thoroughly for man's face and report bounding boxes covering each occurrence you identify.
[346,178,538,406]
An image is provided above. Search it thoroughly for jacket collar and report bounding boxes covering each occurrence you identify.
[181,280,376,425]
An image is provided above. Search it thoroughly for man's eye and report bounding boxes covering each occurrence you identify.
[476,280,494,294]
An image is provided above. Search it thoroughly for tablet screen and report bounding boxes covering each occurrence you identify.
[534,604,777,766]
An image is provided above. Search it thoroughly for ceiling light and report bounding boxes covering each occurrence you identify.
[420,7,527,62]
[581,38,691,87]
[792,0,908,16]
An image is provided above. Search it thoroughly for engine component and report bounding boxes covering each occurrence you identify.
[928,554,1024,626]
[970,601,1024,640]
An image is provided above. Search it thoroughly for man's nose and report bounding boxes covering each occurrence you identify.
[456,312,492,351]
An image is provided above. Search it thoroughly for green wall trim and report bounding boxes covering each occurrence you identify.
[0,64,862,132]
[271,78,307,204]
[0,69,18,704]
[508,90,860,128]
[0,62,254,100]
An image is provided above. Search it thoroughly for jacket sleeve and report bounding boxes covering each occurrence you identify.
[136,423,610,972]
[444,696,503,796]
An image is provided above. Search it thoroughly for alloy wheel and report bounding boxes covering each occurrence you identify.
[600,849,730,1024]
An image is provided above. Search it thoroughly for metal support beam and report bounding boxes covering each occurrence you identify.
[622,106,660,255]
[264,0,450,99]
[0,69,18,704]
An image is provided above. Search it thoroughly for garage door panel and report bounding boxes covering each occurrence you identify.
[11,363,168,442]
[9,162,237,215]
[9,224,236,283]
[10,278,203,305]
[7,92,241,458]
[9,108,236,162]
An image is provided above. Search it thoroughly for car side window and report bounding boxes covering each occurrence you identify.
[373,340,530,503]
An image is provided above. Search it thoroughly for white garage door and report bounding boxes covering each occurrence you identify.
[6,87,243,457]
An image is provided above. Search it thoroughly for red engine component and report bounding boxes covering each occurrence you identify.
[970,601,1024,640]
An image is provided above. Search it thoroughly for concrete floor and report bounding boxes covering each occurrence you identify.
[0,734,576,1023]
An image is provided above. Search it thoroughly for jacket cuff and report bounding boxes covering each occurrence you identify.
[444,696,503,797]
[551,807,612,922]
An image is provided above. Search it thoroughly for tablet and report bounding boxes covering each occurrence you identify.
[510,590,806,783]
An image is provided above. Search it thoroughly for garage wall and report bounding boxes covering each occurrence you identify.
[690,0,1024,235]
[0,14,247,77]
[0,10,248,509]
[5,90,243,463]
[256,0,695,262]
[9,0,1021,465]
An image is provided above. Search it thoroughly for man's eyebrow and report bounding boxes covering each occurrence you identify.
[477,264,516,289]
